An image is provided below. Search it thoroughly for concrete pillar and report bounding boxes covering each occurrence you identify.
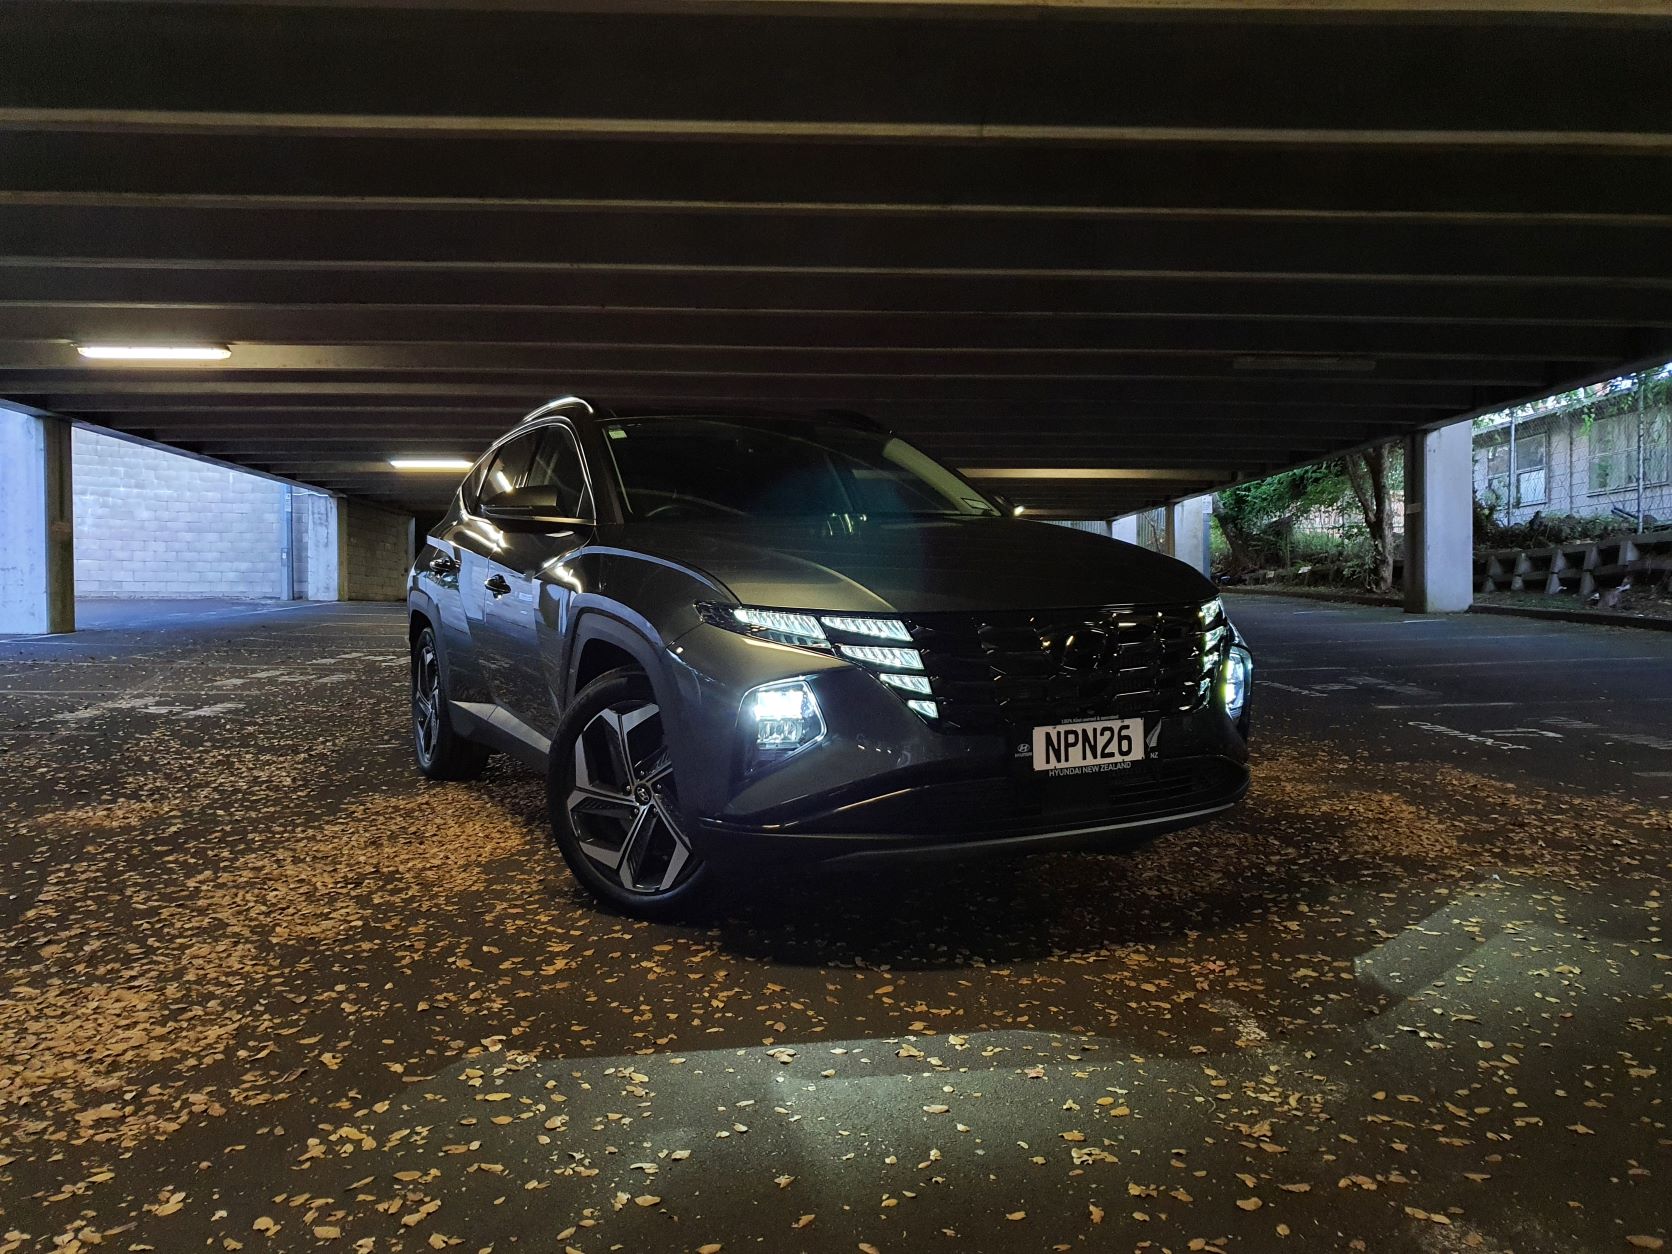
[295,490,344,601]
[0,408,75,633]
[1404,422,1474,613]
[1167,495,1213,575]
[1161,503,1178,560]
[1111,513,1138,544]
[334,495,351,601]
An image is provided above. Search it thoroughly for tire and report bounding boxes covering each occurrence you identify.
[411,625,490,781]
[546,669,709,919]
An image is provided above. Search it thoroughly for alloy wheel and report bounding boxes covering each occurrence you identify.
[413,639,442,765]
[566,701,695,895]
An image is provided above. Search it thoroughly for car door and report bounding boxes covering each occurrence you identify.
[474,422,594,738]
[454,430,539,714]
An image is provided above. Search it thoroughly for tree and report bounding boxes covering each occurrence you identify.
[1215,464,1349,571]
[1341,443,1397,593]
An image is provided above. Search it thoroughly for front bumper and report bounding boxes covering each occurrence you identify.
[661,622,1251,865]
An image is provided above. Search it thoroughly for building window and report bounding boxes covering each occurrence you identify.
[1478,432,1547,507]
[1590,409,1672,494]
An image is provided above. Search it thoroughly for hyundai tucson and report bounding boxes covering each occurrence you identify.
[408,397,1252,917]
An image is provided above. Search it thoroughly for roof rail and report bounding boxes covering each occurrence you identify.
[521,395,595,423]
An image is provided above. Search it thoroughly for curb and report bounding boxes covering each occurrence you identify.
[1468,603,1672,632]
[1223,586,1672,632]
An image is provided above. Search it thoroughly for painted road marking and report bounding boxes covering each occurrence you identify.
[1268,655,1669,673]
[1408,721,1530,751]
[1262,681,1328,699]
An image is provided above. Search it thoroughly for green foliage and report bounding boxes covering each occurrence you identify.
[1476,509,1628,551]
[1214,446,1401,591]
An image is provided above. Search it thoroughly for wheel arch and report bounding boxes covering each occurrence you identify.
[566,611,667,704]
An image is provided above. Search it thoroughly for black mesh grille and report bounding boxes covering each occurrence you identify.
[905,603,1221,733]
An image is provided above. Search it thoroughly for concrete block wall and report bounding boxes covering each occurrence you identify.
[72,426,288,598]
[344,498,414,601]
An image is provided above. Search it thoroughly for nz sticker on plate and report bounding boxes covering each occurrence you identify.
[1032,717,1145,774]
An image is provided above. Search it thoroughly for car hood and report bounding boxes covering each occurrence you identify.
[605,516,1215,614]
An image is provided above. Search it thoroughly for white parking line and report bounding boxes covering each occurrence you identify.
[1377,697,1672,710]
[1268,655,1666,673]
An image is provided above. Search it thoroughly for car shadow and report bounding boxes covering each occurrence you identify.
[696,811,1361,970]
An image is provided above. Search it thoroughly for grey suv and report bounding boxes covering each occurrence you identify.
[408,397,1252,917]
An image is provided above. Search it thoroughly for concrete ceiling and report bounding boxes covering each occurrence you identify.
[2,0,1670,519]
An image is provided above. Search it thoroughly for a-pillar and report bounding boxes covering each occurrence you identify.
[0,406,75,634]
[1404,422,1474,613]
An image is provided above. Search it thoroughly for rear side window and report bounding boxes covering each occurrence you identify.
[475,426,592,518]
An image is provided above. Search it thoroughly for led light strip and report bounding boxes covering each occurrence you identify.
[838,644,924,671]
[879,672,932,695]
[820,615,912,642]
[733,607,827,644]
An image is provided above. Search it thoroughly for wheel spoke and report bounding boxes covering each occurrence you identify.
[614,703,660,781]
[651,806,693,892]
[568,781,635,812]
[616,805,657,889]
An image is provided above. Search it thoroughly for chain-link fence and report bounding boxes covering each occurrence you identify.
[1473,373,1672,540]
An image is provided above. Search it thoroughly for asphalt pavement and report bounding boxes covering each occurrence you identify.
[0,594,1666,1254]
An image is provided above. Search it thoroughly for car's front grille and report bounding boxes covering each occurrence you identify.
[904,603,1221,734]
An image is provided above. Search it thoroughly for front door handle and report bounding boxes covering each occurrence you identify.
[428,555,459,576]
[484,574,511,597]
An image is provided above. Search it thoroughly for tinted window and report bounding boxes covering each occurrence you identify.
[601,418,999,520]
[477,433,538,508]
[476,426,592,517]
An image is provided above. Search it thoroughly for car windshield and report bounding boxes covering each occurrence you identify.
[600,417,1003,520]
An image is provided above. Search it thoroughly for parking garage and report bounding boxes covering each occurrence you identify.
[2,2,1671,1251]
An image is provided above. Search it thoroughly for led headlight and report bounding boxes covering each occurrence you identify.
[1221,646,1252,722]
[740,678,825,772]
[730,607,827,646]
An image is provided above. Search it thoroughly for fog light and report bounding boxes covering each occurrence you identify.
[1221,647,1252,722]
[742,678,825,769]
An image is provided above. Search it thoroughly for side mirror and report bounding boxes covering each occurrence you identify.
[478,506,594,532]
[990,492,1024,517]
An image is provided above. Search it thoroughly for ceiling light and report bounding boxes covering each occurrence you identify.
[388,458,474,471]
[76,344,231,361]
[1231,354,1375,373]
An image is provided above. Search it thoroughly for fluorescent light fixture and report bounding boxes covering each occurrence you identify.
[388,458,474,471]
[961,467,1227,481]
[76,344,231,361]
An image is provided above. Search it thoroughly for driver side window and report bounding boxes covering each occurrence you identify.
[477,433,538,509]
[476,426,593,518]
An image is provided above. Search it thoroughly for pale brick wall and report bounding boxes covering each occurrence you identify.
[72,427,289,598]
[344,498,414,601]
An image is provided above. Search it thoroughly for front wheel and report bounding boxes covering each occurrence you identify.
[546,670,708,919]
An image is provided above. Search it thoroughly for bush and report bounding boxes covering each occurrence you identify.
[1476,509,1627,551]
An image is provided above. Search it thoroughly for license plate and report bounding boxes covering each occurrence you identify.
[1032,717,1145,773]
